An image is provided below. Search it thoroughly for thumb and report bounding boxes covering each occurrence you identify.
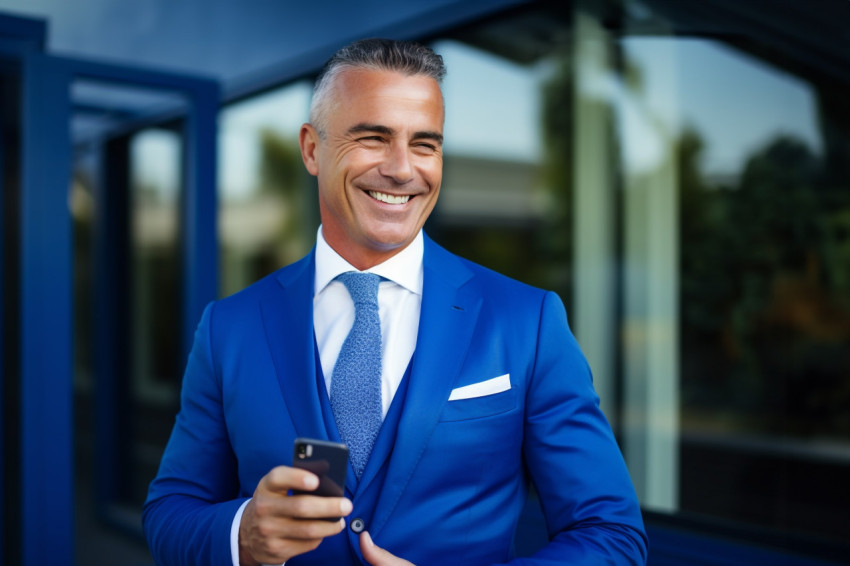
[360,531,379,559]
[360,531,416,565]
[360,531,395,565]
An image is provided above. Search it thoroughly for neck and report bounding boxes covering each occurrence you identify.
[321,227,416,271]
[328,243,406,271]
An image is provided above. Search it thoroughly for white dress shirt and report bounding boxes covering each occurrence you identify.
[313,227,423,417]
[230,227,424,566]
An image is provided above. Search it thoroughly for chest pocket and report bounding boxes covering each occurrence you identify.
[439,388,517,422]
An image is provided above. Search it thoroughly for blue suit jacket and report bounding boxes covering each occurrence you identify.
[143,234,647,565]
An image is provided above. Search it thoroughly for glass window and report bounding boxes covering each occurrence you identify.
[433,5,626,429]
[651,40,847,540]
[70,77,190,565]
[433,12,575,308]
[430,0,850,553]
[613,0,850,550]
[218,82,317,298]
[131,129,183,400]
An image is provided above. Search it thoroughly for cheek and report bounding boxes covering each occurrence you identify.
[341,147,384,173]
[414,157,442,186]
[320,143,368,179]
[425,168,443,195]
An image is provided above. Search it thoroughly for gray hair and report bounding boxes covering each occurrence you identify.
[309,38,447,136]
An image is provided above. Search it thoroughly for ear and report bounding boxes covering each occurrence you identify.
[299,123,320,176]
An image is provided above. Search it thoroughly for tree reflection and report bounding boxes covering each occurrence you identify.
[680,130,850,439]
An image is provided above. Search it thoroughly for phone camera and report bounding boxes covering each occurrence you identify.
[297,443,313,459]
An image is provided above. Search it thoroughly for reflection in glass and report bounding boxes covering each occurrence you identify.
[131,129,182,400]
[126,128,184,521]
[433,22,574,306]
[218,82,316,298]
[621,33,850,541]
[433,0,850,549]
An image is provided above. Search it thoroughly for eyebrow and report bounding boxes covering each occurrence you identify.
[348,123,443,145]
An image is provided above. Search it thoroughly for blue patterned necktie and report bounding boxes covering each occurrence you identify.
[330,272,383,479]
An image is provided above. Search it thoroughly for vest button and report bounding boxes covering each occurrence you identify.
[350,517,366,533]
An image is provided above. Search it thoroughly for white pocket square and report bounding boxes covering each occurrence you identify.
[449,374,511,401]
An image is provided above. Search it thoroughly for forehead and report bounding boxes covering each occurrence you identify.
[327,68,444,128]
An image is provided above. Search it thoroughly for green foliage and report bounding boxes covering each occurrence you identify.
[680,128,850,438]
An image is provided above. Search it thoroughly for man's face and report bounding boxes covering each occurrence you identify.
[300,68,444,269]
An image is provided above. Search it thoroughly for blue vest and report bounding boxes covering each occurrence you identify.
[291,344,414,565]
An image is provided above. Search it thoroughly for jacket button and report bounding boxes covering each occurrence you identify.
[350,517,366,533]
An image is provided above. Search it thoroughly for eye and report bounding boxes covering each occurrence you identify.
[357,135,385,144]
[413,141,438,153]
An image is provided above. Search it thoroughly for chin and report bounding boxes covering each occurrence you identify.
[364,223,411,242]
[367,232,414,252]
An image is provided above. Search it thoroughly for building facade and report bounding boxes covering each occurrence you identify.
[2,0,849,564]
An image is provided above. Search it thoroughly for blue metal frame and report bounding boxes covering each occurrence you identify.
[68,58,220,540]
[181,77,219,362]
[0,12,45,51]
[67,56,220,551]
[0,57,5,566]
[10,40,219,564]
[0,59,5,566]
[65,55,221,364]
[0,15,48,557]
[20,50,75,566]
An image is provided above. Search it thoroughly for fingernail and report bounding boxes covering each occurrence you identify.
[341,498,353,514]
[303,474,319,489]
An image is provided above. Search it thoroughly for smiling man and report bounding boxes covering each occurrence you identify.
[301,66,444,270]
[143,39,648,566]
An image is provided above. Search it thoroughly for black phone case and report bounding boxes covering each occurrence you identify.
[292,437,348,499]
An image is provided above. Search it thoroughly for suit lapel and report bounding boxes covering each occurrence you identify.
[366,236,481,535]
[259,251,327,442]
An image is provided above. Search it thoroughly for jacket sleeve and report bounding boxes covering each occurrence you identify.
[143,302,249,565]
[510,291,648,565]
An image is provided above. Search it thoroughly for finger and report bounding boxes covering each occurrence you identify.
[283,493,353,521]
[240,506,347,563]
[260,514,347,541]
[251,490,351,524]
[261,465,320,495]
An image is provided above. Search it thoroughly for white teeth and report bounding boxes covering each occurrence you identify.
[369,191,410,204]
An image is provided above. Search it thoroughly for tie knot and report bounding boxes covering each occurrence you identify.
[337,272,380,307]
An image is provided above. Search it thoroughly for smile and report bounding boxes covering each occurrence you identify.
[369,190,411,205]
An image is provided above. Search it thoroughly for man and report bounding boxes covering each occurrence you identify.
[143,38,647,565]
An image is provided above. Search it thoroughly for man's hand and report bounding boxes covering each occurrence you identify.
[360,531,415,566]
[239,465,353,565]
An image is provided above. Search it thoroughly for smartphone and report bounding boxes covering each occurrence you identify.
[291,438,348,502]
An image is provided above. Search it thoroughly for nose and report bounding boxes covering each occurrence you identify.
[378,143,414,184]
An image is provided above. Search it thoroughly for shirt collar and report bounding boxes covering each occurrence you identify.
[314,226,424,297]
